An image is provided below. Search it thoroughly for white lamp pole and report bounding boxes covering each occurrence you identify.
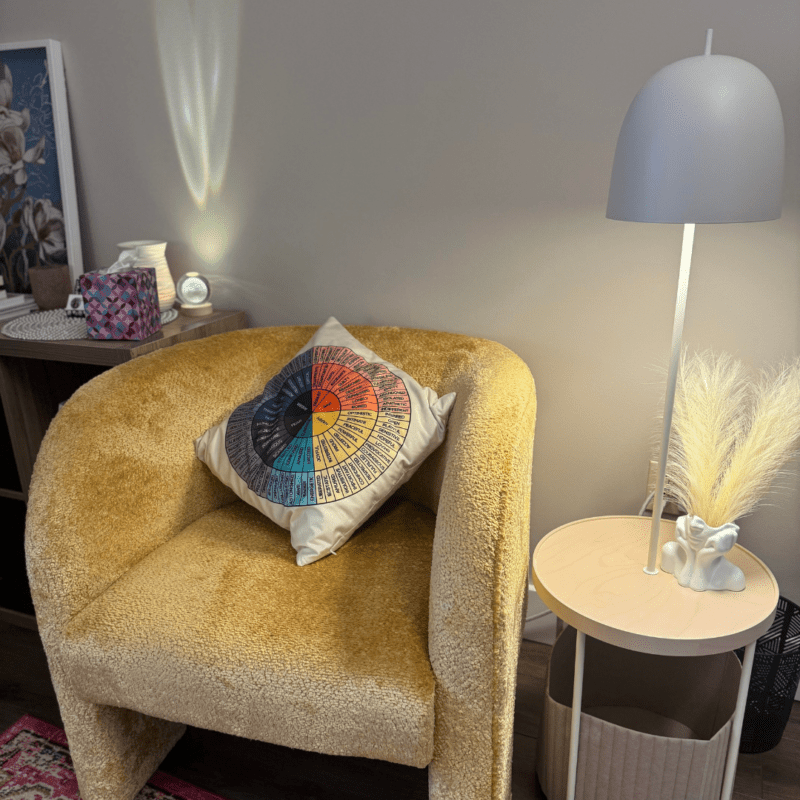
[646,222,694,573]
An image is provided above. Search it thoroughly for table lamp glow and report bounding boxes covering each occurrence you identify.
[606,29,785,575]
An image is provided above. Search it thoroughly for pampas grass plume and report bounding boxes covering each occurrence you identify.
[662,350,800,527]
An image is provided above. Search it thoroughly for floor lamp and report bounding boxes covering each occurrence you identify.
[606,29,785,574]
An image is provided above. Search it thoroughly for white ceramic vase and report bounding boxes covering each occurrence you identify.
[117,240,176,312]
[661,514,746,592]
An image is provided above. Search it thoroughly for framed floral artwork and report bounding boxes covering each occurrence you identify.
[0,39,82,293]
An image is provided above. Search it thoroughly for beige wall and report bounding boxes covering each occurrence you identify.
[3,0,799,601]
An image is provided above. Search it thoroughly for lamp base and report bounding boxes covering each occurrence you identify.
[178,302,213,317]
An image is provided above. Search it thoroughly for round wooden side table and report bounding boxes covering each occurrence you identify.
[531,515,779,800]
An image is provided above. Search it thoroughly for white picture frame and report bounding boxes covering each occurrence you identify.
[0,39,83,292]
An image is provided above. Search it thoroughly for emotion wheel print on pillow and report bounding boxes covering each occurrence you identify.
[225,345,411,507]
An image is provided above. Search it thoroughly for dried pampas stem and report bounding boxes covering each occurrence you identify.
[661,350,800,527]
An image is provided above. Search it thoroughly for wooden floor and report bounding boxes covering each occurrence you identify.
[1,616,798,799]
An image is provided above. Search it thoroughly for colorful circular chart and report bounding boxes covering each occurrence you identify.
[225,345,411,506]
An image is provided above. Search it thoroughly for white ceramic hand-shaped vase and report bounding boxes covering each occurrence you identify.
[661,514,746,592]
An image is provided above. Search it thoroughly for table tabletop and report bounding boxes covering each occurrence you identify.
[531,515,779,657]
[0,308,248,366]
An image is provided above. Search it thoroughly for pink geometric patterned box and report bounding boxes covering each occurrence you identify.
[79,267,162,340]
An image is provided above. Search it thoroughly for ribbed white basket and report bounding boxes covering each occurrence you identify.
[537,628,740,800]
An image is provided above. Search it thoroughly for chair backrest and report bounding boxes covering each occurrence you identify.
[172,323,531,517]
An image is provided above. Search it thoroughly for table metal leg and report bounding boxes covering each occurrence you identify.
[567,629,586,800]
[720,640,755,800]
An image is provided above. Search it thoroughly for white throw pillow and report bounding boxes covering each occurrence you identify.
[195,317,456,565]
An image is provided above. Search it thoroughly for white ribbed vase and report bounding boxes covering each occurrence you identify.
[117,240,176,312]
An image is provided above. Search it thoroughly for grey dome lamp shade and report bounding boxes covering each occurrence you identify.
[604,31,785,592]
[607,52,784,223]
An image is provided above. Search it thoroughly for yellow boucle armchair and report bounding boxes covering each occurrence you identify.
[25,324,536,800]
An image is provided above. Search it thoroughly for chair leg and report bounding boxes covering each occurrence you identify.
[54,681,185,800]
[427,704,512,800]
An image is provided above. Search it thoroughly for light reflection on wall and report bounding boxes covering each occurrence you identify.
[189,208,229,264]
[155,0,240,271]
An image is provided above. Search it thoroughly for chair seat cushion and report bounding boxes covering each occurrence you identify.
[62,497,436,767]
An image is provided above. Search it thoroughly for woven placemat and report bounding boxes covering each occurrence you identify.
[2,310,87,340]
[2,308,179,341]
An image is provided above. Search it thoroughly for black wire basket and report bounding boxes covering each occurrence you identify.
[734,595,800,753]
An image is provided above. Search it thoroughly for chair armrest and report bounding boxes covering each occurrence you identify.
[427,346,536,794]
[25,328,312,635]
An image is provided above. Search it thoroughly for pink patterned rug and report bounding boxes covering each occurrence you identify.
[0,715,228,799]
